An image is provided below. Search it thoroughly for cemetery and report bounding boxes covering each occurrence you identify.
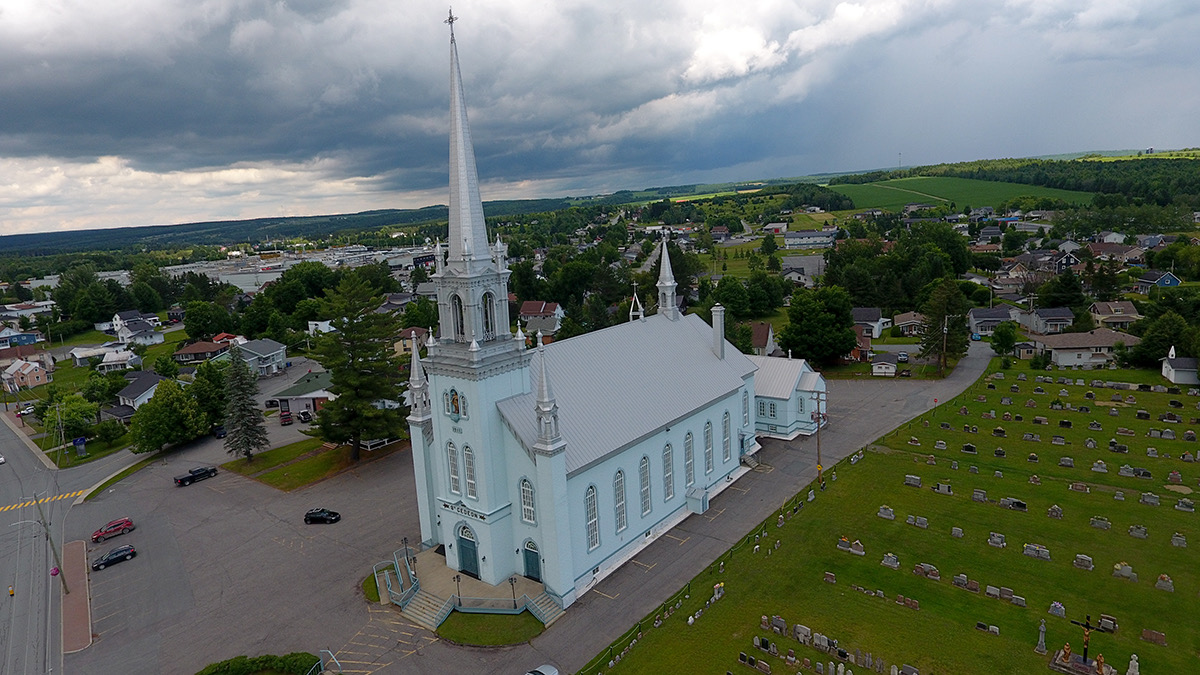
[599,363,1198,674]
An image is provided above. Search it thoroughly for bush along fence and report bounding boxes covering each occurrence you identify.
[577,449,866,675]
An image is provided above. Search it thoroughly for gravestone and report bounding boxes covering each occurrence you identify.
[969,465,978,474]
[999,587,1014,600]
[914,516,928,529]
[1163,429,1177,440]
[1089,420,1103,430]
[1115,491,1125,501]
[988,532,1006,548]
[934,440,947,450]
[1141,629,1166,646]
[878,505,895,520]
[1059,456,1074,467]
[962,443,977,454]
[1052,436,1066,445]
[1140,492,1159,506]
[1175,498,1194,512]
[1155,574,1174,592]
[951,460,958,470]
[1169,470,1182,484]
[1047,504,1063,519]
[994,447,1006,457]
[985,585,1000,598]
[1090,515,1111,530]
[1070,481,1090,493]
[1092,460,1108,473]
[951,526,963,538]
[881,552,900,569]
[1002,412,1013,421]
[1074,554,1094,571]
[953,573,967,588]
[1129,524,1148,539]
[1048,601,1066,618]
[1171,532,1187,547]
[973,488,987,502]
[994,470,1004,479]
[1011,595,1026,607]
[1001,397,1013,405]
[966,579,980,592]
[825,572,836,584]
[1059,419,1072,428]
[904,475,921,488]
[1119,464,1136,477]
[1109,407,1119,417]
[1023,543,1050,560]
[1085,438,1097,449]
[932,482,952,495]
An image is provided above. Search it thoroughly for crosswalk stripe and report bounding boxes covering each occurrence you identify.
[0,490,84,512]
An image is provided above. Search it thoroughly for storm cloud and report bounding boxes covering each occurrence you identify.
[1,0,1198,235]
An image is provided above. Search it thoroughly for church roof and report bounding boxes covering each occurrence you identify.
[746,355,822,400]
[497,313,756,475]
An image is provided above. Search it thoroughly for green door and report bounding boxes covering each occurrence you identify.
[523,542,541,582]
[457,527,479,579]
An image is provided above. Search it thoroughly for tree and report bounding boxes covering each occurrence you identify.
[311,277,406,461]
[1128,311,1189,367]
[777,287,857,367]
[43,395,99,443]
[81,370,131,405]
[129,380,207,453]
[1037,270,1086,310]
[991,321,1018,356]
[918,278,972,375]
[410,265,430,288]
[154,355,180,379]
[761,232,778,256]
[191,360,229,428]
[401,296,439,330]
[726,322,754,355]
[184,301,233,340]
[93,419,127,448]
[223,344,269,462]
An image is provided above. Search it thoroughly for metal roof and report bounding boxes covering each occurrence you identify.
[497,313,756,475]
[746,355,822,400]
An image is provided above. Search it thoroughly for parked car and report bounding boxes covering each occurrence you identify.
[304,508,341,524]
[297,410,313,424]
[174,466,219,486]
[265,398,279,408]
[212,425,227,438]
[0,454,5,464]
[897,351,909,363]
[971,333,982,341]
[91,544,137,571]
[92,517,135,543]
[526,666,560,675]
[18,404,35,416]
[279,411,293,426]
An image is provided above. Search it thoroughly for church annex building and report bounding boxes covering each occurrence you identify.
[404,21,827,612]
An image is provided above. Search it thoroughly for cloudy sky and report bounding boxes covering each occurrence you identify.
[1,0,1198,236]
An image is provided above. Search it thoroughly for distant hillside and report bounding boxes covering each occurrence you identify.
[829,177,1093,212]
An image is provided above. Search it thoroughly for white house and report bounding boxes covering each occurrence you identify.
[237,339,288,376]
[746,355,826,439]
[1162,346,1199,385]
[1032,329,1140,367]
[871,353,898,377]
[851,307,891,339]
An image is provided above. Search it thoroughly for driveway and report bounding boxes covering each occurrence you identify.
[62,342,995,674]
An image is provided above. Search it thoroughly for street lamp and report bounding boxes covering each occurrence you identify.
[509,575,518,609]
[453,574,462,606]
[810,390,826,489]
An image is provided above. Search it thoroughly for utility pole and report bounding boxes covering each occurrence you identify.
[941,315,949,376]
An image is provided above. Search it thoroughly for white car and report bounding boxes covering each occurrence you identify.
[0,455,6,464]
[526,667,560,675]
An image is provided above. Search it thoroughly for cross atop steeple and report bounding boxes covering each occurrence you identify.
[445,8,458,41]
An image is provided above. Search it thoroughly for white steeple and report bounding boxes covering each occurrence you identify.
[656,238,679,320]
[629,283,644,322]
[446,11,492,266]
[533,344,564,453]
[408,343,430,417]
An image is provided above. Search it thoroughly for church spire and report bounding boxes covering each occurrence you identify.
[447,12,491,265]
[656,238,679,320]
[629,282,644,322]
[533,344,563,451]
[407,339,431,420]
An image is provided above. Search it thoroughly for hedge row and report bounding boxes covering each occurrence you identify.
[196,652,319,675]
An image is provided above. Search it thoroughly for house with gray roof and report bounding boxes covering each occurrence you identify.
[1019,307,1074,335]
[851,307,891,339]
[1031,329,1140,366]
[968,307,1018,336]
[1162,346,1199,385]
[745,355,826,439]
[402,33,829,617]
[237,339,288,377]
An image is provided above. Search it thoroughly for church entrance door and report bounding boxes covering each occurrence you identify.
[457,526,479,579]
[523,541,541,582]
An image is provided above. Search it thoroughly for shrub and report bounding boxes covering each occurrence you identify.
[195,652,319,675]
[1001,357,1012,370]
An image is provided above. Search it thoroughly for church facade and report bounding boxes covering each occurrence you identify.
[406,25,826,610]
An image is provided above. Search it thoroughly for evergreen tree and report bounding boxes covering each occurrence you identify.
[311,277,405,461]
[223,344,268,462]
[918,278,972,375]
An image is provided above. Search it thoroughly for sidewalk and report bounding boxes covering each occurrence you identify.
[0,409,57,470]
[62,540,92,653]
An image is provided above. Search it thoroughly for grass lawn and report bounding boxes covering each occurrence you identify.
[436,610,545,646]
[221,437,326,476]
[362,572,382,603]
[828,177,1092,212]
[54,329,113,348]
[47,436,131,468]
[251,440,405,491]
[602,363,1196,674]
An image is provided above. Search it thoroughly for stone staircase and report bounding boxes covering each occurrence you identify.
[399,589,449,630]
[528,592,566,626]
[741,453,760,469]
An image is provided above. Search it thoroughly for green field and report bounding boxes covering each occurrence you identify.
[598,360,1200,674]
[829,177,1093,212]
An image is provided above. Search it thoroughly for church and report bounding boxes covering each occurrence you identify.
[405,21,827,611]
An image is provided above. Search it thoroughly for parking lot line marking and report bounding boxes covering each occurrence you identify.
[593,589,619,599]
[726,484,750,494]
[630,559,656,571]
[704,507,726,521]
[0,490,84,512]
[663,533,689,546]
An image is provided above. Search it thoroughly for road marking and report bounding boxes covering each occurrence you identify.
[0,490,85,512]
[663,533,690,546]
[592,589,620,599]
[726,484,750,494]
[630,559,656,571]
[704,508,726,521]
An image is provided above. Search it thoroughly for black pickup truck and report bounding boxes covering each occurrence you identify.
[174,466,218,487]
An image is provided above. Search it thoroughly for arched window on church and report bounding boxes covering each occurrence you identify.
[639,456,652,516]
[482,292,496,341]
[463,445,477,499]
[520,479,536,524]
[447,442,460,494]
[742,391,749,426]
[704,422,714,474]
[684,433,695,487]
[585,486,599,551]
[614,470,627,532]
[662,444,674,501]
[722,412,731,462]
[451,294,466,342]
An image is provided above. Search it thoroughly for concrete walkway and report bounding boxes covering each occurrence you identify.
[61,540,92,653]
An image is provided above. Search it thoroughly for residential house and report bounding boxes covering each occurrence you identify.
[1161,346,1199,385]
[750,322,778,357]
[892,311,926,337]
[1085,242,1144,264]
[96,350,141,373]
[111,309,148,334]
[1020,307,1074,335]
[69,344,122,367]
[166,306,186,323]
[871,352,898,377]
[102,372,166,423]
[851,307,891,339]
[116,318,164,346]
[849,325,872,363]
[1097,231,1126,244]
[273,371,336,415]
[1088,301,1142,331]
[377,292,414,314]
[1013,342,1036,359]
[394,326,429,357]
[968,307,1017,336]
[1031,329,1140,367]
[237,338,288,377]
[0,327,38,349]
[1057,240,1082,254]
[518,301,565,333]
[0,344,50,370]
[782,230,837,249]
[2,359,51,392]
[746,355,827,439]
[711,226,730,241]
[307,320,335,335]
[977,225,1002,242]
[1134,270,1181,294]
[212,332,247,346]
[172,340,229,364]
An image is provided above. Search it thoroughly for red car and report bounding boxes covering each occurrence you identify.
[92,517,136,543]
